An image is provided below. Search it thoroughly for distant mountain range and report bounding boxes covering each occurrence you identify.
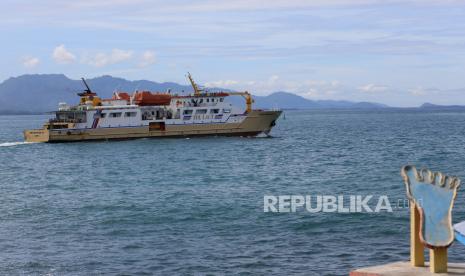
[252,92,387,109]
[420,103,465,109]
[0,74,389,114]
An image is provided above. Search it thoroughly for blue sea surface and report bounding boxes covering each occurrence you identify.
[1,109,465,275]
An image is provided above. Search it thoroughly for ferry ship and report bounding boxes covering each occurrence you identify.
[24,74,282,142]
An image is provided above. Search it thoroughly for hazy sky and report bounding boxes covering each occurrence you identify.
[1,0,465,106]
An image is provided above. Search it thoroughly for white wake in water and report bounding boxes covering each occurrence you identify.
[0,141,37,147]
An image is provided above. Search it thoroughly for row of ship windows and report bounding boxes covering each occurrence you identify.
[183,114,223,121]
[97,109,231,119]
[100,112,137,118]
[182,108,231,115]
[179,98,224,104]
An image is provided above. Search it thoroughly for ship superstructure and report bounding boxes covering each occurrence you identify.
[24,74,281,142]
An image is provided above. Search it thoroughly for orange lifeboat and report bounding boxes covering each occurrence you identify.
[133,91,171,106]
[112,92,130,101]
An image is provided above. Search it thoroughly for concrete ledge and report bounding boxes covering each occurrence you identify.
[350,261,465,276]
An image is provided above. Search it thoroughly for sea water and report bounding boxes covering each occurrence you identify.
[1,110,465,275]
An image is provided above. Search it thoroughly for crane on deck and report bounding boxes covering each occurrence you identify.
[186,73,255,113]
[226,91,254,113]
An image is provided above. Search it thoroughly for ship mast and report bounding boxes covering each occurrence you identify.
[77,78,96,97]
[77,77,101,106]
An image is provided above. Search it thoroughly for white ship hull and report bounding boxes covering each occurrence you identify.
[24,75,282,143]
[25,110,281,142]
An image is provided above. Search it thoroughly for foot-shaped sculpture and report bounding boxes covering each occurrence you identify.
[401,165,460,248]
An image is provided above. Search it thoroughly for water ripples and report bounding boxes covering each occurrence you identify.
[1,110,465,275]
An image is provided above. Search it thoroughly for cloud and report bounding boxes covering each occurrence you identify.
[408,86,441,96]
[138,50,156,67]
[21,56,40,68]
[52,45,134,67]
[301,88,320,98]
[204,75,344,99]
[83,49,133,67]
[205,79,239,87]
[6,1,465,107]
[111,49,133,63]
[409,87,425,96]
[205,75,281,91]
[53,44,76,64]
[358,84,388,93]
[298,80,343,99]
[130,0,464,13]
